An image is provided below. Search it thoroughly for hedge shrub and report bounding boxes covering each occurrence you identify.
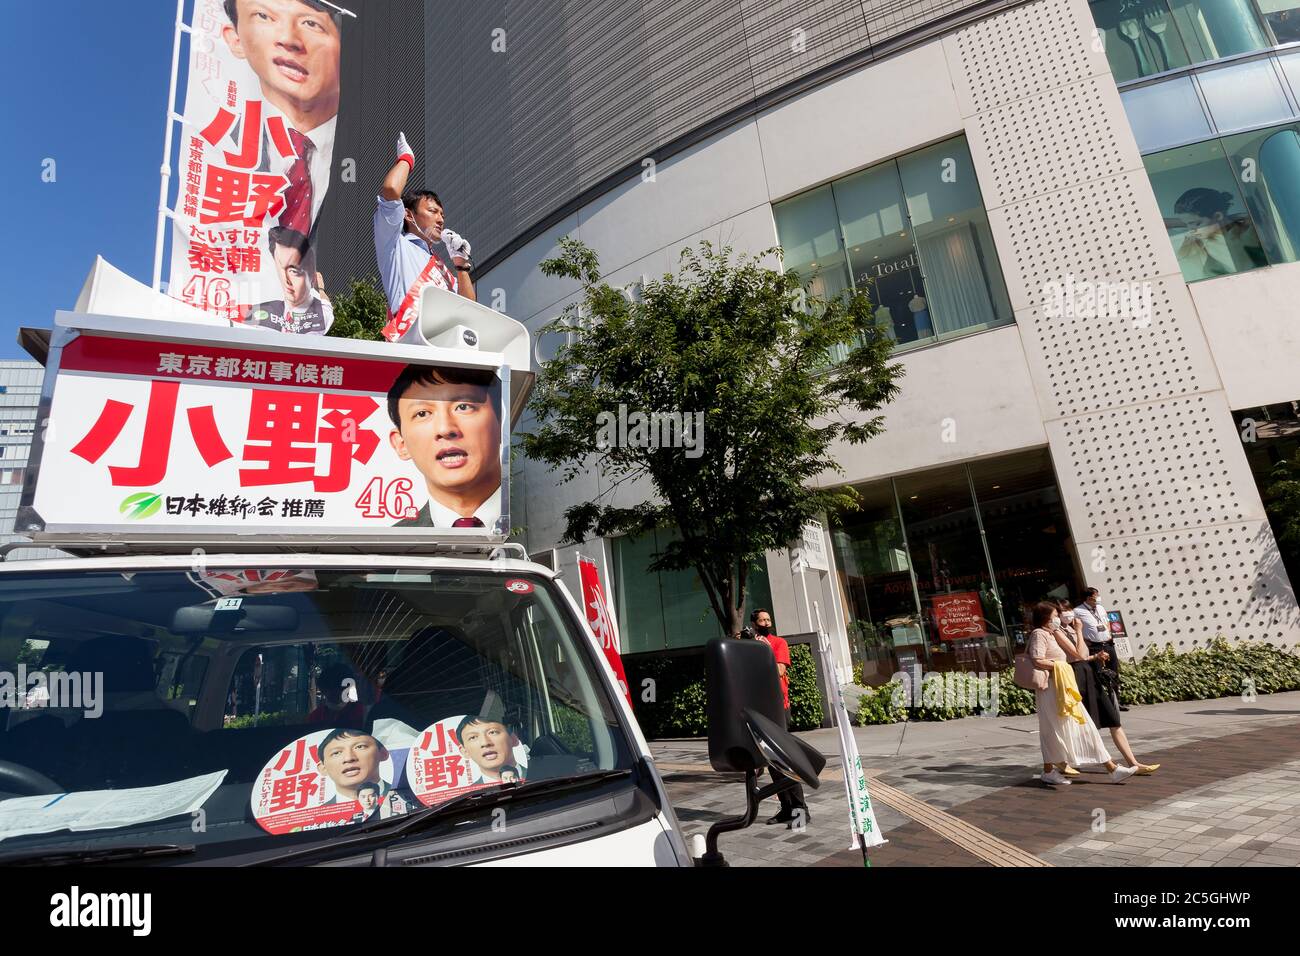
[854,638,1300,725]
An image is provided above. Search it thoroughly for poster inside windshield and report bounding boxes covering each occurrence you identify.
[252,717,530,835]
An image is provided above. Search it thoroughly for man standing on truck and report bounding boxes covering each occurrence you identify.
[375,132,476,341]
[750,609,810,829]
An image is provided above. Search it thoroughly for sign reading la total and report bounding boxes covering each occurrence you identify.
[30,331,509,535]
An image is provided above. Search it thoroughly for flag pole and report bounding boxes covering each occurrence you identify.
[152,0,187,292]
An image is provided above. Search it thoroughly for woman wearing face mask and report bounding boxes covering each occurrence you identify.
[1027,602,1137,786]
[1054,599,1159,775]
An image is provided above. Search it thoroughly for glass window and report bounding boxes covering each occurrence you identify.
[1221,122,1300,262]
[968,450,1082,654]
[1091,0,1192,82]
[834,162,928,347]
[829,481,921,684]
[1144,139,1269,280]
[772,184,852,301]
[1256,0,1300,44]
[0,568,632,862]
[1278,50,1300,101]
[1196,58,1296,133]
[613,527,772,652]
[773,136,1012,355]
[1169,0,1270,63]
[895,467,1011,674]
[897,140,1013,341]
[1122,76,1213,151]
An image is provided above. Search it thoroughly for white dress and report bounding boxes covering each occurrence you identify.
[1029,627,1112,766]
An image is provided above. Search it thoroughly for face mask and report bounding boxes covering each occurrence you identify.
[1062,611,1075,622]
[1050,618,1060,629]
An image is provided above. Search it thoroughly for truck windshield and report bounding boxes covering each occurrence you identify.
[0,566,633,860]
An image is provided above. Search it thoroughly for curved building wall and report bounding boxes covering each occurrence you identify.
[483,0,1300,662]
[421,0,1034,271]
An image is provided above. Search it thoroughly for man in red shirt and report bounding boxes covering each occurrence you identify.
[750,609,809,828]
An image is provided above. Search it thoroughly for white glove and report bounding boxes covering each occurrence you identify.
[396,131,414,167]
[441,228,472,267]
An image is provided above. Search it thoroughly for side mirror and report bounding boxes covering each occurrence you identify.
[700,639,826,867]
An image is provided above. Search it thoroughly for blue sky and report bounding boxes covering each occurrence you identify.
[0,2,176,360]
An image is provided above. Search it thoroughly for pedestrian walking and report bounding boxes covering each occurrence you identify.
[1054,600,1159,776]
[1024,602,1137,786]
[1074,587,1127,711]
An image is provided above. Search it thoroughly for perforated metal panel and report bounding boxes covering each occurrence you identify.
[1020,277,1217,420]
[967,76,1134,209]
[948,0,1300,650]
[988,170,1179,312]
[1102,522,1297,646]
[947,0,1098,116]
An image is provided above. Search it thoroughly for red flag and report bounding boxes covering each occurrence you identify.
[578,556,632,707]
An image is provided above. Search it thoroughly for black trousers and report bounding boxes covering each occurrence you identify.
[770,706,807,813]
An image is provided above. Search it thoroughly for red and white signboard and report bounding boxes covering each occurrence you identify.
[167,0,354,326]
[931,591,985,641]
[578,556,631,706]
[30,332,508,535]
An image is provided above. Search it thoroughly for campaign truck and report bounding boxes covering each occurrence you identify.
[0,260,701,867]
[0,262,826,867]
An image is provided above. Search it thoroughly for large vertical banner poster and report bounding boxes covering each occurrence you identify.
[170,0,351,333]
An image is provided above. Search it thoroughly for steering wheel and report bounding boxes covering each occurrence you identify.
[0,760,64,797]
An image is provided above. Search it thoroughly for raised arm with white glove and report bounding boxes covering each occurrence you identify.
[380,131,415,201]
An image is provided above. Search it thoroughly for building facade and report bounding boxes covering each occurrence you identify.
[321,0,1300,686]
[0,361,46,560]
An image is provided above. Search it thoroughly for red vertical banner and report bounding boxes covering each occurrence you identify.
[578,556,632,707]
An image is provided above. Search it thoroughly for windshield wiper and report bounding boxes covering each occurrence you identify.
[0,842,197,867]
[249,768,633,866]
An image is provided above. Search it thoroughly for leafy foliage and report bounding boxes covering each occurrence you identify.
[853,638,1300,724]
[327,277,388,342]
[523,238,902,638]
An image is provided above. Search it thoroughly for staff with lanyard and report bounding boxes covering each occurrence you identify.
[1074,586,1128,711]
[374,132,476,342]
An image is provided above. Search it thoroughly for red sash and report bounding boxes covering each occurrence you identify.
[383,251,457,342]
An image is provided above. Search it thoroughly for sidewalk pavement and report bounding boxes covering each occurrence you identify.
[653,691,1300,867]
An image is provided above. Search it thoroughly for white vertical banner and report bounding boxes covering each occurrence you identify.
[164,0,355,332]
[812,597,886,852]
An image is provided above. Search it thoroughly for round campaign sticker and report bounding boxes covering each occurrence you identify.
[504,579,533,595]
[406,715,530,808]
[251,728,400,835]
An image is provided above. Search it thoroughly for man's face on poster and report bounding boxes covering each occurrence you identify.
[458,721,513,776]
[223,0,341,114]
[317,733,386,797]
[272,242,311,308]
[389,379,502,504]
[357,788,379,813]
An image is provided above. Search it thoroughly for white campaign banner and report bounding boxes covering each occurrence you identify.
[168,0,352,330]
[33,333,507,535]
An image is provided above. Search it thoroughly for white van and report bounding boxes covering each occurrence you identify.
[0,265,821,867]
[0,267,694,866]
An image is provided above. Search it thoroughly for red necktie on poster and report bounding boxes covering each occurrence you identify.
[280,129,315,237]
[452,517,484,528]
[578,555,631,707]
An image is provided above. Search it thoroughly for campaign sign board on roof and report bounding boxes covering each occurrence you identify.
[26,325,510,538]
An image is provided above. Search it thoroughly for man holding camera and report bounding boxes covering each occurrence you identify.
[746,608,809,828]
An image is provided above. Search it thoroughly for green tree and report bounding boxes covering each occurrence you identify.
[1264,451,1300,577]
[523,239,902,638]
[327,277,388,341]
